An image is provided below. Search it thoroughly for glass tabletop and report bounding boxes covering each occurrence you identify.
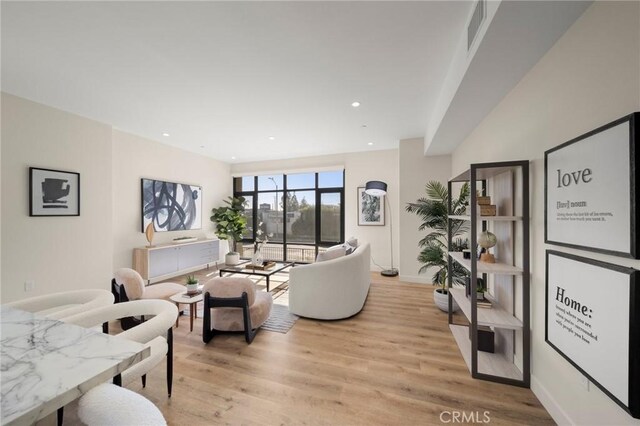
[219,260,295,276]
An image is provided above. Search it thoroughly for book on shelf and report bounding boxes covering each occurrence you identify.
[477,299,492,309]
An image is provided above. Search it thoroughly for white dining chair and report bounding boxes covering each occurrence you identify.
[78,383,166,426]
[63,299,178,396]
[4,289,114,320]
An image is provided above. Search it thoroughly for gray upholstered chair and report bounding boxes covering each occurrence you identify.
[202,277,273,344]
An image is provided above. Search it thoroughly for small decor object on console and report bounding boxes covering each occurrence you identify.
[478,231,497,263]
[144,223,155,247]
[185,275,199,294]
[172,236,198,244]
[29,167,80,216]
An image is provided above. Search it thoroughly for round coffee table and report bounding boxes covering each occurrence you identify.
[170,291,204,332]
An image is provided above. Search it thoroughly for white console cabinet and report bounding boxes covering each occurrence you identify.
[133,239,220,283]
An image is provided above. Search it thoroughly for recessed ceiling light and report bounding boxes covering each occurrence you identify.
[162,132,170,137]
[268,136,275,140]
[368,142,374,146]
[351,101,361,108]
[200,145,205,148]
[361,124,367,128]
[231,156,236,160]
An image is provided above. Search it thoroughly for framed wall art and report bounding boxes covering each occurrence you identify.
[141,178,202,232]
[545,250,640,418]
[357,186,384,226]
[29,167,80,216]
[544,112,640,258]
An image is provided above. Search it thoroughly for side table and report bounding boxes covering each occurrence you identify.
[169,291,204,332]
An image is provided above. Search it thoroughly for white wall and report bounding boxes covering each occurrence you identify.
[231,150,400,271]
[451,2,640,424]
[399,138,452,283]
[1,93,114,302]
[111,130,231,270]
[0,94,233,302]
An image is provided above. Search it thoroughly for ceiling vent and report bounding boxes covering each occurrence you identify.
[467,0,486,50]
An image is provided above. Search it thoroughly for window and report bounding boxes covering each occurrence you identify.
[233,170,345,262]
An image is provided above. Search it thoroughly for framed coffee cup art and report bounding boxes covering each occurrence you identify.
[29,167,80,216]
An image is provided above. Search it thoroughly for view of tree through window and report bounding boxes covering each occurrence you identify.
[233,171,344,262]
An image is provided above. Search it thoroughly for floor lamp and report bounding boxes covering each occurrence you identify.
[365,180,399,277]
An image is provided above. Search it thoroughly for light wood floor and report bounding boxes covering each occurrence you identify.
[108,271,553,425]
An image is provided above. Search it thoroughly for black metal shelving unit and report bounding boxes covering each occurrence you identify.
[447,160,530,387]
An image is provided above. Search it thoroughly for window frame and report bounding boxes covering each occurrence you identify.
[233,170,345,262]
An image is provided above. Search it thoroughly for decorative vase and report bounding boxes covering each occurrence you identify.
[252,244,264,266]
[225,252,240,266]
[186,283,199,293]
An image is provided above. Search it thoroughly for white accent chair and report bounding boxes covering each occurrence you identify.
[63,299,178,396]
[288,243,371,320]
[4,289,114,320]
[78,383,166,426]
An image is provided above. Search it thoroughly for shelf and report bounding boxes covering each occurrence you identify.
[450,287,522,330]
[449,251,523,276]
[450,324,522,381]
[448,215,522,222]
[450,165,520,182]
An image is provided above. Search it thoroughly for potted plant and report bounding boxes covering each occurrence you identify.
[406,181,470,312]
[466,277,486,300]
[210,196,248,265]
[186,275,199,293]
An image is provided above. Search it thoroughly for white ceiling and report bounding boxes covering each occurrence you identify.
[1,1,472,163]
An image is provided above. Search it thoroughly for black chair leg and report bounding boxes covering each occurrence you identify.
[57,407,64,426]
[167,327,173,397]
[142,374,146,388]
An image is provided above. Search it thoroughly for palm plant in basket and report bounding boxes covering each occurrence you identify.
[406,181,470,312]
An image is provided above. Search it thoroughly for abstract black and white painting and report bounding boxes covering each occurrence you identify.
[30,167,80,216]
[357,186,384,226]
[141,178,202,232]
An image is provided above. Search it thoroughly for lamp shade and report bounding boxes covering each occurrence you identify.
[365,180,387,196]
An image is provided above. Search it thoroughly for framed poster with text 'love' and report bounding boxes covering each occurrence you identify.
[544,112,639,258]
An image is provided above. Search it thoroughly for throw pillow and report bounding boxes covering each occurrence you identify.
[316,246,346,262]
[344,242,356,255]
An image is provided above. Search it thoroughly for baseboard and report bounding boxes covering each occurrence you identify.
[531,374,573,425]
[398,275,431,284]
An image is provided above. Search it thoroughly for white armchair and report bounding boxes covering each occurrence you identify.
[63,299,178,396]
[289,243,371,320]
[4,289,114,320]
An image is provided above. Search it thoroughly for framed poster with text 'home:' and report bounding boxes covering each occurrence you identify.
[545,250,640,418]
[544,112,640,258]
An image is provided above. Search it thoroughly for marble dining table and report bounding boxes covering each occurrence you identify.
[0,306,150,425]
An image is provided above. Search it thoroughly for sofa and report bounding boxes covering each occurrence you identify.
[288,243,371,320]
